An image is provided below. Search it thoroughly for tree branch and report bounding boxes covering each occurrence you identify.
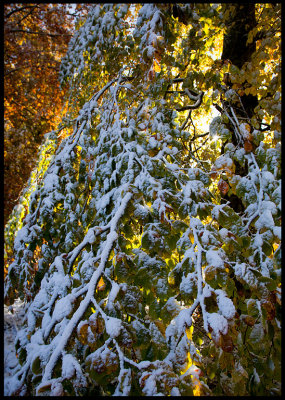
[15,5,39,25]
[5,5,39,19]
[172,78,184,83]
[8,29,72,37]
[165,90,185,94]
[181,110,192,130]
[176,92,204,111]
[213,102,224,114]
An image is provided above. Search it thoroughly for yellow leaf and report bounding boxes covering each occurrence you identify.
[250,87,257,96]
[97,276,106,291]
[186,325,194,340]
[188,232,195,244]
[153,60,161,73]
[193,378,201,396]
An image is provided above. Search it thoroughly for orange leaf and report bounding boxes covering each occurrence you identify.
[244,140,253,153]
[97,277,106,291]
[210,167,219,180]
[218,179,229,195]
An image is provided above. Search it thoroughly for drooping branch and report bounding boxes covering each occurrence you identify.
[38,191,133,387]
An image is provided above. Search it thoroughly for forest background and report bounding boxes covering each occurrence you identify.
[4,3,91,225]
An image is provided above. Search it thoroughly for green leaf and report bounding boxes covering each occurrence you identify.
[262,240,273,257]
[214,205,243,235]
[31,356,42,375]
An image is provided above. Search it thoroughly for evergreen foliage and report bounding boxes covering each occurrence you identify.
[4,4,281,396]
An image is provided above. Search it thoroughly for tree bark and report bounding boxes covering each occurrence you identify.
[221,4,258,119]
[220,4,258,212]
[221,4,256,69]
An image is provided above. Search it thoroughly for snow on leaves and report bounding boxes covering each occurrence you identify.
[4,3,281,397]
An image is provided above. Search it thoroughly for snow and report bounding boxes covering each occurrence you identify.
[140,371,157,396]
[207,312,228,337]
[215,155,233,170]
[255,209,275,230]
[14,226,29,251]
[52,294,75,322]
[206,249,224,268]
[30,329,44,345]
[95,189,114,211]
[189,217,203,229]
[235,147,245,161]
[273,226,281,240]
[174,308,192,336]
[165,320,176,343]
[27,310,36,332]
[148,136,158,149]
[51,381,64,396]
[136,144,145,155]
[106,317,122,338]
[149,322,165,345]
[253,233,263,248]
[253,367,260,384]
[182,364,202,379]
[62,354,76,379]
[171,387,181,396]
[36,190,133,385]
[209,116,221,136]
[85,228,96,244]
[163,297,181,316]
[42,312,52,331]
[201,230,210,245]
[203,283,212,298]
[180,273,196,294]
[44,172,59,192]
[106,281,120,310]
[183,180,205,201]
[234,263,258,289]
[261,200,277,214]
[215,290,235,319]
[4,4,281,395]
[4,299,26,396]
[54,256,65,275]
[261,170,275,187]
[219,228,229,240]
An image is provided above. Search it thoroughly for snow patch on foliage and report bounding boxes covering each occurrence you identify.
[14,226,29,251]
[207,313,228,337]
[206,249,224,268]
[106,317,122,338]
[215,290,235,319]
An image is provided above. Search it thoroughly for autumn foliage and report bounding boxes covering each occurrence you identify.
[4,4,90,224]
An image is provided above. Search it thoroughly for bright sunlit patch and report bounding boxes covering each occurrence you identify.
[193,378,202,396]
[179,325,204,395]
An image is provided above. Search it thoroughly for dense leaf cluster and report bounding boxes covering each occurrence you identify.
[4,3,281,396]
